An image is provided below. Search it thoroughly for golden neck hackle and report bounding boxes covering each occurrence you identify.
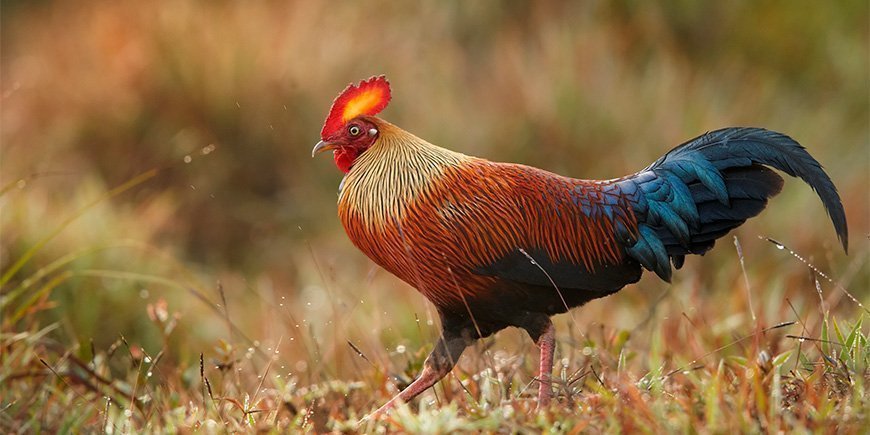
[338,121,471,229]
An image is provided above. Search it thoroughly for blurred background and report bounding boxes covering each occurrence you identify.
[2,0,868,392]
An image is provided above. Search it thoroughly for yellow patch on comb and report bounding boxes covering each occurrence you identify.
[342,87,388,122]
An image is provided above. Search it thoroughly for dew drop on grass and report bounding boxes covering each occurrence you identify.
[143,356,152,363]
[146,371,153,378]
[396,345,406,354]
[757,350,770,365]
[124,409,133,418]
[183,155,192,163]
[139,289,149,299]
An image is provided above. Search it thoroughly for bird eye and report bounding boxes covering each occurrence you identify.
[348,125,361,136]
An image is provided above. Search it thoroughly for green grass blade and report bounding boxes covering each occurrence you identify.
[8,271,74,325]
[0,168,159,288]
[1,241,147,312]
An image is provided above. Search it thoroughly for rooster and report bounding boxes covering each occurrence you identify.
[311,76,848,417]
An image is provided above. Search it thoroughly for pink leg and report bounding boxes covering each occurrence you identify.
[535,321,555,408]
[362,363,451,420]
[361,333,469,422]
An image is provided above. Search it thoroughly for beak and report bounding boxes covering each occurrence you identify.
[311,140,337,157]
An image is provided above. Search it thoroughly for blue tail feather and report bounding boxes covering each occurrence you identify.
[616,127,848,282]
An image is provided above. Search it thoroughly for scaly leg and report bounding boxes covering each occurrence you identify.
[534,320,556,408]
[361,333,469,421]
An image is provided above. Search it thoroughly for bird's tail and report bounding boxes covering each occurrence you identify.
[615,127,848,281]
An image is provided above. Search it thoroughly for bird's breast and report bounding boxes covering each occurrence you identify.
[334,154,497,307]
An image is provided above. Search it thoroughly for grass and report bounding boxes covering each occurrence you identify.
[2,1,868,432]
[2,173,867,433]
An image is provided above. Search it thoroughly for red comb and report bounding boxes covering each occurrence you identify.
[321,76,392,139]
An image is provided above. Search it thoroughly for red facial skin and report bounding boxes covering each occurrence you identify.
[322,117,380,173]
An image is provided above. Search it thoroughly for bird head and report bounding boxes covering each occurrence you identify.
[312,76,392,173]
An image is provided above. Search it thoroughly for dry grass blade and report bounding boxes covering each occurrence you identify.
[762,237,868,313]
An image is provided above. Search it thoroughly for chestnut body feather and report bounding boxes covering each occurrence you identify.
[339,121,641,336]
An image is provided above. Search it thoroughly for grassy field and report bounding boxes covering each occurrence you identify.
[2,1,868,432]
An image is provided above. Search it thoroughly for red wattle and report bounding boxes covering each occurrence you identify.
[334,148,360,173]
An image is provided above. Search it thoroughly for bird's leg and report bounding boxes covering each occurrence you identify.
[362,332,469,421]
[534,319,555,409]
